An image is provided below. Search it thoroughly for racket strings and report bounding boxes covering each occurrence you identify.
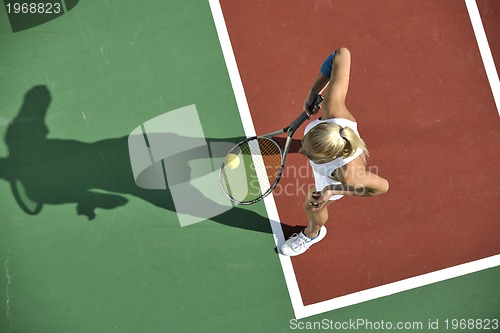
[220,137,283,204]
[247,138,281,181]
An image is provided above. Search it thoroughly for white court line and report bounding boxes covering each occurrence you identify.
[208,0,305,313]
[296,255,500,319]
[209,0,500,319]
[465,0,500,116]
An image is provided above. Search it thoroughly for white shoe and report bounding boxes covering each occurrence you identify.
[279,226,327,256]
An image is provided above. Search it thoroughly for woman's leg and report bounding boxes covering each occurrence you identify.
[279,186,333,256]
[303,186,334,238]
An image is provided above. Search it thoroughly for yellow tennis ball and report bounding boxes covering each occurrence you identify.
[224,153,240,169]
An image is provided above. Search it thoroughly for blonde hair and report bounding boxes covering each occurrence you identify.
[301,122,368,162]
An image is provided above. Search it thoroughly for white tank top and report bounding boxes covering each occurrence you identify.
[304,118,364,178]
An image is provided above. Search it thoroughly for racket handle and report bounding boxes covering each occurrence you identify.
[288,94,324,133]
[310,94,324,112]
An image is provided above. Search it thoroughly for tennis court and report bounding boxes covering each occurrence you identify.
[1,1,499,332]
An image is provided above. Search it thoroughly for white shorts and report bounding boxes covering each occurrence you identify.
[312,168,344,201]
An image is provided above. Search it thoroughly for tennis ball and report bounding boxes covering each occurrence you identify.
[224,153,240,169]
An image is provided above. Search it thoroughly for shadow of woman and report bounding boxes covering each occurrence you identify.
[0,85,282,234]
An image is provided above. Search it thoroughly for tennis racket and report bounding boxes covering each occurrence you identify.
[219,94,324,205]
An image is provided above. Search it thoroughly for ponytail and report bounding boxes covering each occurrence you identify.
[339,126,368,159]
[302,123,368,162]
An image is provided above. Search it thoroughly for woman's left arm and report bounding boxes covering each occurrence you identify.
[336,171,389,196]
[333,156,389,195]
[312,159,389,206]
[310,174,388,209]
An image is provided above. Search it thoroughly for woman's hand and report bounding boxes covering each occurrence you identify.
[304,94,322,115]
[308,188,334,210]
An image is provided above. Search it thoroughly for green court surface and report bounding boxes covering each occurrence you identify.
[0,1,499,332]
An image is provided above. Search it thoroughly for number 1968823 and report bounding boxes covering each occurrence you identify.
[5,2,62,14]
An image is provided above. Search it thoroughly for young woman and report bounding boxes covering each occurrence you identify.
[280,47,389,256]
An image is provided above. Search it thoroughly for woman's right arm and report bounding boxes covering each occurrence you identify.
[305,47,356,121]
[304,72,329,113]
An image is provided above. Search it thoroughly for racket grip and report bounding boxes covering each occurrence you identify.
[288,94,324,132]
[288,111,310,133]
[309,94,324,114]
